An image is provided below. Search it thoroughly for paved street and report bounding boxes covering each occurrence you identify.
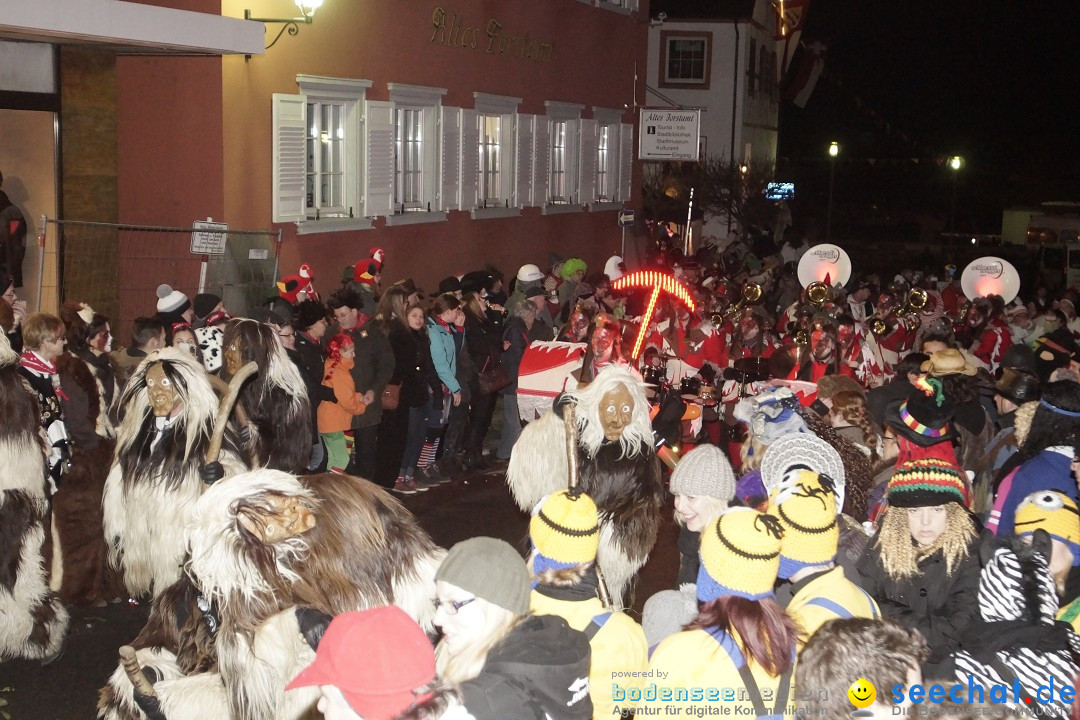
[2,465,678,720]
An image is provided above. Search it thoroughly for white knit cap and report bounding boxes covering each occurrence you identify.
[760,433,846,513]
[670,444,736,501]
[156,284,189,313]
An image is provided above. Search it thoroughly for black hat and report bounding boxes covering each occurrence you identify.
[1034,328,1077,382]
[432,276,461,296]
[995,368,1040,404]
[250,307,287,326]
[460,270,494,295]
[885,377,955,447]
[999,343,1038,376]
[295,299,327,330]
[524,286,546,299]
[193,293,222,321]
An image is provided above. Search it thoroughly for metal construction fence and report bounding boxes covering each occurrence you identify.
[46,218,280,341]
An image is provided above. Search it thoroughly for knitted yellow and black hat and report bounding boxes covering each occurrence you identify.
[530,490,600,575]
[768,470,839,579]
[697,508,784,603]
[1015,490,1080,565]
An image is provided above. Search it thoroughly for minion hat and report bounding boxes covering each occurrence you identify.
[697,508,784,603]
[768,470,839,579]
[1015,490,1080,566]
[529,490,600,577]
[886,458,970,508]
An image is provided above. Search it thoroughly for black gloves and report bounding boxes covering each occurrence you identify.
[199,461,224,485]
[296,607,333,651]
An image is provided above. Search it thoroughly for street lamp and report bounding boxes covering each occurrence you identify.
[826,141,839,242]
[948,155,963,231]
[246,0,325,50]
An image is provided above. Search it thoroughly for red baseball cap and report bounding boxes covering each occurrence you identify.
[286,606,435,720]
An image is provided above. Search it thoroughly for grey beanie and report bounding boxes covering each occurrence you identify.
[642,588,698,650]
[669,444,736,501]
[436,537,530,615]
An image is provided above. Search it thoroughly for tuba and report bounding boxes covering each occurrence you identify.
[807,282,831,307]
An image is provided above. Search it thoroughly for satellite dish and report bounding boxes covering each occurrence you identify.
[960,256,1020,304]
[797,244,852,288]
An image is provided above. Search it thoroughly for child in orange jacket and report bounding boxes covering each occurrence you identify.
[318,333,367,473]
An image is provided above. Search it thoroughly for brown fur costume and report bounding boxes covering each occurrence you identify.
[0,332,70,660]
[53,350,124,605]
[221,319,311,473]
[98,469,444,720]
[507,366,663,608]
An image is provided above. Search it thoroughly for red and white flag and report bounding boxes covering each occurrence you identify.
[774,0,811,80]
[785,40,827,108]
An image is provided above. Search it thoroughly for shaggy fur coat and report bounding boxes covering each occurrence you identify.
[0,336,70,660]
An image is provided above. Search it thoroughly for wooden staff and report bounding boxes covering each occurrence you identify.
[119,645,156,698]
[564,400,613,608]
[205,361,258,464]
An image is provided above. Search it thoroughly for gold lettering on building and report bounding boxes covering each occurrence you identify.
[431,7,552,62]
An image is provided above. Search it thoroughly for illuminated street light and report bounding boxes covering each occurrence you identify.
[827,141,839,242]
[949,155,963,171]
[949,155,963,231]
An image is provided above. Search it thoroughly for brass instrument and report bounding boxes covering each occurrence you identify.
[907,287,928,311]
[807,281,830,307]
[869,318,888,336]
[901,313,920,332]
[720,282,763,322]
[794,329,810,346]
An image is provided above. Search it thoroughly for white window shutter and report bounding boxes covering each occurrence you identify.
[439,106,461,211]
[459,109,479,210]
[578,119,597,204]
[515,114,534,207]
[272,93,307,223]
[364,100,394,218]
[532,118,550,207]
[618,122,634,203]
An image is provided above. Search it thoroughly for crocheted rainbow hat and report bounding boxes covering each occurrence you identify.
[886,458,970,508]
[698,508,783,602]
[1015,490,1080,566]
[530,490,600,575]
[768,470,839,579]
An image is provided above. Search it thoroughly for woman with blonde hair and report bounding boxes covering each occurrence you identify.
[857,458,980,677]
[433,537,591,720]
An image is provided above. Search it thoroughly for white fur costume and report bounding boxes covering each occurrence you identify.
[508,365,663,608]
[99,468,444,720]
[102,348,246,598]
[0,332,70,660]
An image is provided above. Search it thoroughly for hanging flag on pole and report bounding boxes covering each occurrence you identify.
[785,41,827,108]
[774,0,811,81]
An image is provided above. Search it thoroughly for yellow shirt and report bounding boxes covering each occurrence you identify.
[786,566,880,647]
[530,590,648,720]
[645,627,796,719]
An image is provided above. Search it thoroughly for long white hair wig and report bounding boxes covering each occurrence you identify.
[571,365,654,459]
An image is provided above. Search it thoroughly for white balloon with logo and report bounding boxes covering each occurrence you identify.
[797,243,852,287]
[960,256,1020,304]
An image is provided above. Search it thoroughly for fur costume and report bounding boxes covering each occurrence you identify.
[0,331,70,660]
[98,469,444,720]
[53,349,123,605]
[102,348,247,598]
[508,365,663,608]
[221,319,311,473]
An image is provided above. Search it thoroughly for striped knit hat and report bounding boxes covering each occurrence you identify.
[697,508,784,602]
[530,490,601,576]
[886,458,970,508]
[768,470,839,579]
[1015,490,1080,566]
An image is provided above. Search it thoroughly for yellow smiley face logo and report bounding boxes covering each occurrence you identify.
[847,678,876,709]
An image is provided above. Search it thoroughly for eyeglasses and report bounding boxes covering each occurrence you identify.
[277,332,295,339]
[431,597,475,615]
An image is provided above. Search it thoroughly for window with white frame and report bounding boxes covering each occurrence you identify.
[272,76,371,225]
[589,108,632,206]
[660,31,711,89]
[467,93,520,212]
[544,101,583,208]
[387,84,447,219]
[596,124,611,201]
[479,114,502,207]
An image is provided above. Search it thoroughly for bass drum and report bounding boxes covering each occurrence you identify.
[642,365,665,398]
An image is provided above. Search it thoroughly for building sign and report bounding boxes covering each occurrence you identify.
[190,219,227,255]
[431,7,553,62]
[638,110,701,161]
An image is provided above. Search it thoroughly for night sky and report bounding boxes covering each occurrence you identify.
[777,1,1080,233]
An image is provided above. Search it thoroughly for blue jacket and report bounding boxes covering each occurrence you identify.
[996,448,1077,537]
[426,318,460,394]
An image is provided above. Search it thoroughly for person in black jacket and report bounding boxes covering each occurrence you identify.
[496,299,537,461]
[374,286,436,494]
[434,537,592,720]
[292,299,332,472]
[461,291,503,470]
[858,458,981,677]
